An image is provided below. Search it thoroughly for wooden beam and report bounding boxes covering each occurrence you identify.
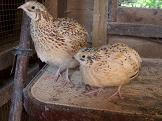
[46,0,58,18]
[92,0,108,47]
[58,0,67,17]
[0,42,18,71]
[46,0,67,18]
[8,12,31,121]
[66,0,93,43]
[0,82,13,107]
[117,7,162,25]
[108,0,118,22]
[0,64,39,108]
[66,0,93,10]
[108,22,162,38]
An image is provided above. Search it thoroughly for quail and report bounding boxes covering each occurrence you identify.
[18,1,88,83]
[74,43,142,99]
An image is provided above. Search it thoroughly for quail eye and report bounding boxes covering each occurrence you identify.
[31,6,35,9]
[82,55,85,58]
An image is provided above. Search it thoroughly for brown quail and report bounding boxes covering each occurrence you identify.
[74,43,142,99]
[18,1,88,83]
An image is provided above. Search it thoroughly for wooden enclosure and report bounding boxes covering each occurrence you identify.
[0,0,162,72]
[23,0,162,121]
[66,0,162,58]
[24,58,162,121]
[45,0,162,57]
[0,0,162,121]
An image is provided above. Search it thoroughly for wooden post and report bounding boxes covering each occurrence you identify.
[92,0,108,47]
[8,12,31,121]
[46,0,66,18]
[58,0,67,17]
[46,0,58,18]
[108,0,118,22]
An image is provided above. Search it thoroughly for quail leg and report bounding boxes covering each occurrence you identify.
[108,85,124,100]
[43,66,61,81]
[62,68,74,87]
[53,66,62,82]
[83,85,104,96]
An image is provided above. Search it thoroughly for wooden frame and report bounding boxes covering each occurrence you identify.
[92,0,108,47]
[14,0,162,121]
[107,0,162,38]
[108,22,162,38]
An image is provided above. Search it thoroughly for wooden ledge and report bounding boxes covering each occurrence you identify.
[0,42,18,71]
[23,58,162,121]
[108,22,162,38]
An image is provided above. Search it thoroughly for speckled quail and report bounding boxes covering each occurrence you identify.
[18,1,88,83]
[74,43,142,99]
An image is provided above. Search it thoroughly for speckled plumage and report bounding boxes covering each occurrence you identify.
[75,43,142,98]
[19,1,88,71]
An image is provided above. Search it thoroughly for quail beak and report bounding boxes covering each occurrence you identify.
[18,5,23,9]
[17,4,26,10]
[74,54,81,62]
[73,54,77,60]
[17,4,29,14]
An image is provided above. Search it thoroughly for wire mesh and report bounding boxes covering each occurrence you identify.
[0,0,47,46]
[0,0,24,46]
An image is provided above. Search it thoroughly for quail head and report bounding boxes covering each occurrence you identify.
[18,1,88,84]
[74,43,142,99]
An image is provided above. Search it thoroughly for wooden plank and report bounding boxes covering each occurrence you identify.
[67,0,93,10]
[67,11,93,40]
[92,0,108,47]
[117,7,162,25]
[108,35,162,58]
[0,102,37,121]
[0,64,39,108]
[108,22,162,38]
[24,58,162,121]
[0,82,13,107]
[108,0,118,22]
[0,42,18,71]
[58,0,67,17]
[66,0,93,42]
[45,0,58,18]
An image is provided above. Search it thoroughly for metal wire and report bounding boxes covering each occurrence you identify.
[0,0,46,46]
[0,0,24,46]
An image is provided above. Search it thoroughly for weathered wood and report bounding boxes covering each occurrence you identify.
[108,0,118,22]
[61,0,162,41]
[67,10,92,39]
[8,12,31,121]
[108,22,162,38]
[0,42,18,71]
[0,102,38,121]
[66,0,93,42]
[0,64,39,108]
[0,102,11,121]
[92,0,108,47]
[24,58,162,121]
[67,0,93,10]
[46,0,58,18]
[108,35,162,58]
[117,7,162,25]
[0,82,13,108]
[58,0,67,17]
[46,0,67,18]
